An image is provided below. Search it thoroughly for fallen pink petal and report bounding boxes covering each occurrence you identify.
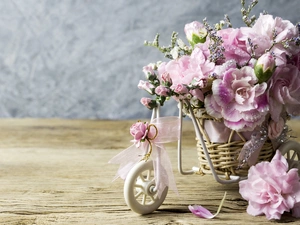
[189,192,227,219]
[188,205,215,219]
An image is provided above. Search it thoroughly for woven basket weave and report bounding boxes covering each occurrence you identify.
[192,109,274,179]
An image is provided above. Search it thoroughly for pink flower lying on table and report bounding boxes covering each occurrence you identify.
[239,150,300,220]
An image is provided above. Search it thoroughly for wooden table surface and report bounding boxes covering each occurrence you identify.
[1,118,300,225]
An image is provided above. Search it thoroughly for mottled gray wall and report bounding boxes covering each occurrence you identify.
[0,0,299,119]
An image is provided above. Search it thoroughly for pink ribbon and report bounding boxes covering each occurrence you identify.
[109,116,180,198]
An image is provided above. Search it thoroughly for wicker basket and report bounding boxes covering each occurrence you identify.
[191,109,274,179]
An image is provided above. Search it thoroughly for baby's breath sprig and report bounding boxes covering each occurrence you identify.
[265,24,300,53]
[241,0,258,27]
[247,38,257,58]
[203,18,225,63]
[214,15,232,30]
[144,32,192,60]
[224,14,233,28]
[294,23,300,46]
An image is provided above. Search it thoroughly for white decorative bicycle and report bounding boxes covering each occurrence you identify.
[122,101,300,215]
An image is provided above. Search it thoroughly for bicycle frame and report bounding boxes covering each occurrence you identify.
[151,100,245,185]
[178,100,246,184]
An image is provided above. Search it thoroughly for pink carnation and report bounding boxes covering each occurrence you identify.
[160,55,191,86]
[157,44,214,87]
[205,66,269,131]
[241,14,300,66]
[217,28,250,65]
[289,52,300,71]
[189,44,215,76]
[239,150,300,220]
[268,64,300,122]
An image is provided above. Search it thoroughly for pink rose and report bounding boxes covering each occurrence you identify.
[130,121,149,147]
[155,85,170,97]
[205,66,269,131]
[268,117,285,139]
[137,80,155,94]
[140,97,157,109]
[268,64,300,122]
[239,150,300,220]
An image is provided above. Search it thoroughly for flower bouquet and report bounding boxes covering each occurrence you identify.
[110,0,300,220]
[138,0,300,175]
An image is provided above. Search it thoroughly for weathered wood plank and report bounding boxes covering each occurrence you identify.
[0,119,299,224]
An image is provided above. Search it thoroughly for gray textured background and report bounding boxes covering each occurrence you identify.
[0,0,299,119]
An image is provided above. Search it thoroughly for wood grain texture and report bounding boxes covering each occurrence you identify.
[0,119,300,224]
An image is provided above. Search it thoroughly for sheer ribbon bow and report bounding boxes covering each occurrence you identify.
[109,116,180,198]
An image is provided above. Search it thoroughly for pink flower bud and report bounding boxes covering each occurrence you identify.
[254,52,276,83]
[184,21,207,47]
[140,97,157,109]
[161,72,172,84]
[192,77,208,88]
[142,63,155,76]
[189,89,204,102]
[172,83,189,95]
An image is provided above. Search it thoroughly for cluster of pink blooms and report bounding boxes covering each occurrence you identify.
[139,14,300,135]
[138,12,300,220]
